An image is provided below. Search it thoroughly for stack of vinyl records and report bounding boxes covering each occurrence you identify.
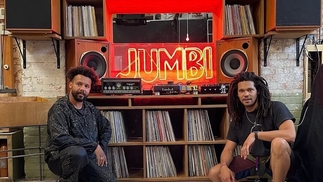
[146,146,177,178]
[146,110,175,142]
[103,111,127,143]
[103,111,129,178]
[187,109,214,141]
[188,145,218,176]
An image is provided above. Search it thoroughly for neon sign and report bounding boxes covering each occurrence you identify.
[110,43,216,88]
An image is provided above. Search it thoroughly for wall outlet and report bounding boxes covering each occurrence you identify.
[0,23,11,35]
[0,8,4,20]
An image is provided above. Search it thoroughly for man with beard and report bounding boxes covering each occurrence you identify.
[44,66,116,182]
[208,72,296,182]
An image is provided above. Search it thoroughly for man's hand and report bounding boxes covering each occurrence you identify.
[241,132,256,159]
[94,144,107,167]
[220,165,236,182]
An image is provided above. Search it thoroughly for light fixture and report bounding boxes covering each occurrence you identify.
[186,13,189,41]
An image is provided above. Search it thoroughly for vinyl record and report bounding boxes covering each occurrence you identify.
[80,51,107,78]
[220,50,248,78]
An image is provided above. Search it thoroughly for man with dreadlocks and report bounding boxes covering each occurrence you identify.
[208,72,296,182]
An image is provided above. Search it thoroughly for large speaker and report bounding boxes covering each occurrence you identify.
[216,37,259,83]
[65,39,109,93]
[5,0,60,34]
[266,0,321,32]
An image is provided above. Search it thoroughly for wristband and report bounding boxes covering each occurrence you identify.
[254,131,259,140]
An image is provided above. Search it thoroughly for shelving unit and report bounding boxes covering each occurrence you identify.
[87,94,229,181]
[0,130,24,182]
[222,0,264,39]
[62,0,107,40]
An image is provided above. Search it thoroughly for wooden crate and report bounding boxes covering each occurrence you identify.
[0,130,24,182]
[0,97,55,127]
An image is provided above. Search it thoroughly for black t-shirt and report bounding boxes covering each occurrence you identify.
[227,101,295,150]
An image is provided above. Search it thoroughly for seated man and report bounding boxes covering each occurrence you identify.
[44,66,117,182]
[208,72,296,182]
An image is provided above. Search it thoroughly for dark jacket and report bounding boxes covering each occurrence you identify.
[44,95,111,163]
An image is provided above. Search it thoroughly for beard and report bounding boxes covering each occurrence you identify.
[71,90,88,102]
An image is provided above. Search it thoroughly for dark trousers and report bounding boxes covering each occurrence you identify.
[47,146,117,182]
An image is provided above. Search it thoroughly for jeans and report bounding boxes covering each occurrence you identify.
[47,146,117,182]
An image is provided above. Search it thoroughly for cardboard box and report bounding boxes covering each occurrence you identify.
[0,97,55,127]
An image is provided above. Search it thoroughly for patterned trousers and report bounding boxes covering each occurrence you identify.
[47,146,117,182]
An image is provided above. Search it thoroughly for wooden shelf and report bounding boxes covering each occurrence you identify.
[62,0,107,40]
[223,0,264,38]
[88,94,229,181]
[9,32,62,41]
[265,30,317,39]
[222,33,263,40]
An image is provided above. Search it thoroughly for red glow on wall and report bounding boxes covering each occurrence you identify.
[105,0,224,42]
[104,0,223,89]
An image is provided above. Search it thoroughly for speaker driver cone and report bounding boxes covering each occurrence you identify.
[220,50,248,77]
[80,51,107,78]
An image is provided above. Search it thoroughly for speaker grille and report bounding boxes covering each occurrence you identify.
[220,50,248,78]
[276,0,321,26]
[80,51,107,78]
[5,0,51,29]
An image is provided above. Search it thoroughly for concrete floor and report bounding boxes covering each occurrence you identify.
[17,180,57,182]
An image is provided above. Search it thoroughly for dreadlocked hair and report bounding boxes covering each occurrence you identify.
[66,66,99,88]
[227,72,271,124]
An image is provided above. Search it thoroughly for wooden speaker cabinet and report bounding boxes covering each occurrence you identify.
[266,0,321,37]
[216,37,259,84]
[5,0,60,37]
[65,39,109,93]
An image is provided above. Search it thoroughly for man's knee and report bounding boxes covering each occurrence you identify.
[61,146,89,166]
[271,138,291,155]
[68,146,88,163]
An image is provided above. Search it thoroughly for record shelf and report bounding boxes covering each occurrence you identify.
[87,94,229,181]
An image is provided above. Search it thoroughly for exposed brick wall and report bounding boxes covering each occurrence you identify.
[259,38,306,123]
[13,41,65,179]
[13,41,66,97]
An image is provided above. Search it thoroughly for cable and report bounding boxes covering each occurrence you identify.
[186,13,189,41]
[294,106,308,127]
